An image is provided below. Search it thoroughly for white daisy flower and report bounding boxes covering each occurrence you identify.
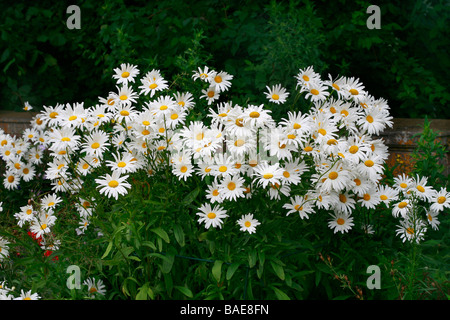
[426,210,440,231]
[237,214,261,234]
[430,187,450,212]
[84,277,106,298]
[219,175,246,202]
[209,70,233,92]
[265,84,289,104]
[81,130,111,159]
[200,85,220,105]
[112,63,140,86]
[328,211,354,234]
[192,66,214,82]
[395,217,427,244]
[196,203,228,229]
[252,162,284,189]
[95,171,132,200]
[14,290,41,300]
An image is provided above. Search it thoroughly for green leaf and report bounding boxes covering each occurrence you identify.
[136,283,150,300]
[173,224,185,247]
[212,260,223,283]
[101,241,113,259]
[226,263,240,280]
[175,286,193,298]
[248,249,257,268]
[150,227,170,243]
[272,287,290,300]
[161,248,176,274]
[183,187,200,205]
[270,260,285,281]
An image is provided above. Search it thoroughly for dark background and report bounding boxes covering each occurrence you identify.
[1,0,449,119]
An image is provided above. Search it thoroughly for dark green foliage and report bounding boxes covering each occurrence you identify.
[1,0,448,118]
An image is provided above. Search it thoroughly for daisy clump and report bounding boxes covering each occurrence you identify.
[0,61,448,302]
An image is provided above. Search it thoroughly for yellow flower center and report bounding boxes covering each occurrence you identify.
[302,75,310,82]
[68,115,77,121]
[364,160,374,167]
[304,146,313,152]
[416,185,425,193]
[327,139,337,145]
[234,139,245,147]
[318,128,327,136]
[354,178,361,186]
[160,105,168,110]
[40,224,47,230]
[120,110,130,117]
[180,166,188,173]
[218,113,227,117]
[149,83,158,89]
[341,109,349,117]
[235,118,244,127]
[108,180,119,188]
[328,171,338,180]
[219,166,227,173]
[380,195,388,201]
[170,113,179,120]
[91,142,100,149]
[49,112,58,119]
[89,287,98,294]
[207,90,215,98]
[142,129,150,135]
[214,75,222,83]
[7,176,14,183]
[293,123,301,130]
[119,95,128,101]
[271,94,279,100]
[437,196,446,204]
[336,218,345,225]
[366,115,374,123]
[121,71,130,78]
[398,201,408,209]
[349,145,359,154]
[212,189,219,196]
[332,83,340,91]
[207,212,216,219]
[363,194,371,201]
[14,163,21,169]
[310,89,319,95]
[283,171,290,178]
[61,137,71,142]
[400,183,407,189]
[406,227,415,235]
[349,88,359,95]
[117,162,126,168]
[244,221,251,227]
[227,182,236,190]
[249,111,260,118]
[339,194,347,203]
[263,173,274,179]
[82,163,89,170]
[26,209,32,215]
[142,120,150,126]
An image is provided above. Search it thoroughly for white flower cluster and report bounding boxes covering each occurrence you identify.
[0,64,448,243]
[0,280,40,300]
